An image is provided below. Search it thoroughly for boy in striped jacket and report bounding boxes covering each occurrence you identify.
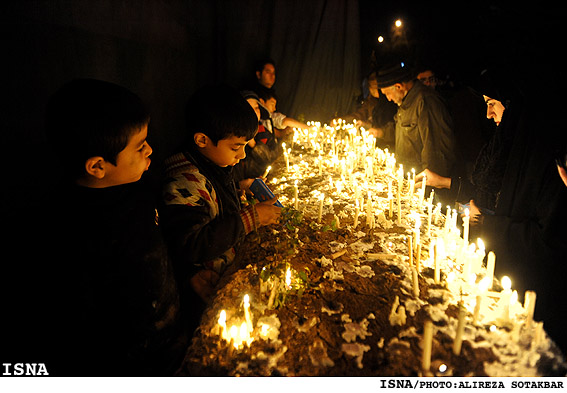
[161,85,281,328]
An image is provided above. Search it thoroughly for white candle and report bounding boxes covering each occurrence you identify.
[427,202,432,236]
[453,302,467,355]
[218,310,227,341]
[412,267,419,297]
[318,155,322,176]
[408,235,413,266]
[294,180,299,210]
[243,294,253,333]
[524,290,537,331]
[419,173,427,207]
[433,240,440,283]
[473,295,482,324]
[500,276,512,322]
[397,190,402,225]
[422,320,433,372]
[416,243,422,271]
[388,192,393,219]
[463,208,470,246]
[414,216,421,252]
[317,194,324,223]
[262,165,272,178]
[353,201,360,228]
[486,251,496,290]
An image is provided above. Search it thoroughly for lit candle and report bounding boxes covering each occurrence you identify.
[421,320,433,372]
[366,191,372,226]
[294,180,299,210]
[262,165,272,178]
[419,173,427,207]
[334,214,340,228]
[444,206,451,233]
[524,290,537,331]
[318,155,322,176]
[218,310,227,341]
[486,251,495,290]
[317,194,324,223]
[427,201,432,236]
[453,302,467,355]
[388,192,393,219]
[243,294,253,333]
[463,208,470,246]
[285,267,292,290]
[397,189,402,225]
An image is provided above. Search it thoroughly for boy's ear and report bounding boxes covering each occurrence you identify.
[194,132,209,148]
[256,71,261,80]
[84,156,106,179]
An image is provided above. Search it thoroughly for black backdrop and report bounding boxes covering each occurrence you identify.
[2,1,564,209]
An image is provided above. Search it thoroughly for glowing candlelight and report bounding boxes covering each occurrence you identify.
[463,208,470,246]
[397,189,402,225]
[243,294,253,333]
[353,201,360,228]
[414,215,421,251]
[486,251,495,290]
[285,267,292,290]
[433,239,440,283]
[262,165,272,178]
[218,310,227,341]
[408,235,413,266]
[422,320,433,372]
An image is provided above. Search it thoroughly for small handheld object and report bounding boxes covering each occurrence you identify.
[250,178,283,207]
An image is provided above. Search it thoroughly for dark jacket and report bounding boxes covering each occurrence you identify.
[41,177,187,375]
[394,81,456,176]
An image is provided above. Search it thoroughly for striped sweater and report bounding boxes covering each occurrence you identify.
[162,152,258,276]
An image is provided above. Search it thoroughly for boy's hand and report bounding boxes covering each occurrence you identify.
[190,269,220,302]
[255,196,282,225]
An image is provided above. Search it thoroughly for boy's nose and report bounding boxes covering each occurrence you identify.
[146,143,153,157]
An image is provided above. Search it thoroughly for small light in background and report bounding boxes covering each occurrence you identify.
[395,19,402,28]
[377,35,384,43]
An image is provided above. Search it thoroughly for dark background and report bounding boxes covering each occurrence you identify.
[2,1,563,208]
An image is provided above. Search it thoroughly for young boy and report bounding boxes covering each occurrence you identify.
[161,84,281,324]
[40,78,187,375]
[255,88,308,139]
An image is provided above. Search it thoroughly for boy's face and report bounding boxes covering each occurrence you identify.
[261,97,277,113]
[103,124,152,185]
[197,134,250,167]
[246,98,261,120]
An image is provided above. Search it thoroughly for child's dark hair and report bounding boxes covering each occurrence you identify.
[186,84,258,145]
[256,87,278,103]
[255,57,275,74]
[45,78,150,181]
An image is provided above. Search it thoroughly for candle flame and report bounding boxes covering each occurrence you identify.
[502,276,512,291]
[477,238,485,251]
[285,267,292,289]
[479,277,491,292]
[218,310,226,325]
[465,208,469,217]
[243,294,250,307]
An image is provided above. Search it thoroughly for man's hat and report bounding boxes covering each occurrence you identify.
[375,60,415,88]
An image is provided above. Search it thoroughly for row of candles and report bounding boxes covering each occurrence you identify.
[214,121,541,368]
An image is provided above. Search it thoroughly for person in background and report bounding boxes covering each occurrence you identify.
[160,84,281,334]
[376,58,456,178]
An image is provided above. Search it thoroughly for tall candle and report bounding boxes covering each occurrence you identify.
[388,192,393,219]
[408,235,413,266]
[463,208,470,246]
[414,216,421,252]
[318,155,322,176]
[416,243,422,271]
[294,180,299,210]
[453,302,467,355]
[524,290,537,331]
[412,267,419,297]
[353,202,360,228]
[262,165,272,178]
[486,251,496,290]
[243,294,253,333]
[433,240,440,283]
[397,190,402,225]
[218,310,227,341]
[419,173,427,207]
[421,320,433,372]
[499,276,512,322]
